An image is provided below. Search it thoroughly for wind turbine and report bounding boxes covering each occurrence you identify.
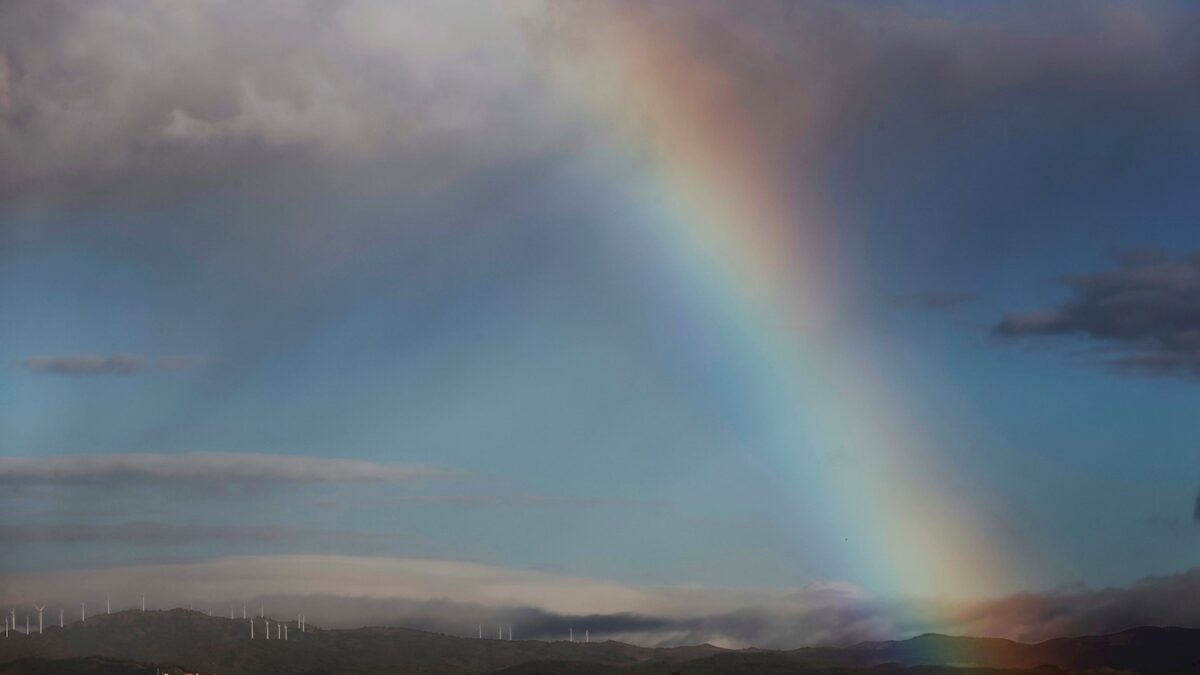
[265,620,270,640]
[478,624,482,639]
[283,624,287,640]
[34,605,44,634]
[585,629,589,643]
[59,608,63,628]
[106,594,110,615]
[81,602,86,622]
[570,627,574,642]
[141,593,145,612]
[250,619,254,639]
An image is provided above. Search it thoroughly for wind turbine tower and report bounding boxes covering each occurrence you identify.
[141,593,145,612]
[34,605,44,634]
[81,602,85,622]
[570,627,574,642]
[586,629,589,643]
[106,594,110,615]
[265,620,270,640]
[250,619,254,639]
[59,608,63,628]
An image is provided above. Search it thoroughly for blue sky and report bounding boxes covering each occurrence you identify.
[2,0,1200,646]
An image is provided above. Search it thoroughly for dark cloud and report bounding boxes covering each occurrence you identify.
[889,293,975,311]
[994,252,1200,378]
[2,1,1198,218]
[0,453,447,485]
[21,353,200,376]
[22,354,143,376]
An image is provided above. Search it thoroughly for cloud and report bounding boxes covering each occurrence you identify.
[2,1,1197,217]
[3,555,1200,648]
[0,453,447,485]
[993,252,1200,378]
[22,353,143,376]
[0,0,568,211]
[0,523,382,547]
[20,353,201,376]
[889,293,975,311]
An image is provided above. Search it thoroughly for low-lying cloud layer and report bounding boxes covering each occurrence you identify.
[0,453,446,485]
[2,555,1199,649]
[995,252,1200,378]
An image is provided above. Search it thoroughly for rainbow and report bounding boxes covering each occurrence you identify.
[548,5,1019,606]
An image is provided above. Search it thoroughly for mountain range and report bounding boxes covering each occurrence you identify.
[0,609,1197,674]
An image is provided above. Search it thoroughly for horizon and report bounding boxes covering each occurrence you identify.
[0,602,1192,648]
[3,0,1200,653]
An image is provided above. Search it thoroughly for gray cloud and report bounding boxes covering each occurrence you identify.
[0,0,567,212]
[994,252,1200,378]
[21,353,200,376]
[889,293,975,311]
[0,523,381,547]
[2,1,1197,217]
[0,453,446,485]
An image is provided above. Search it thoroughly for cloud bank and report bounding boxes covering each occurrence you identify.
[2,1,1198,215]
[995,252,1200,378]
[0,0,566,211]
[0,453,446,485]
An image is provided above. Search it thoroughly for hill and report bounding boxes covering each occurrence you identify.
[0,609,1197,674]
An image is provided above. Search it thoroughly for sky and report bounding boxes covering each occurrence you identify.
[3,0,1200,649]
